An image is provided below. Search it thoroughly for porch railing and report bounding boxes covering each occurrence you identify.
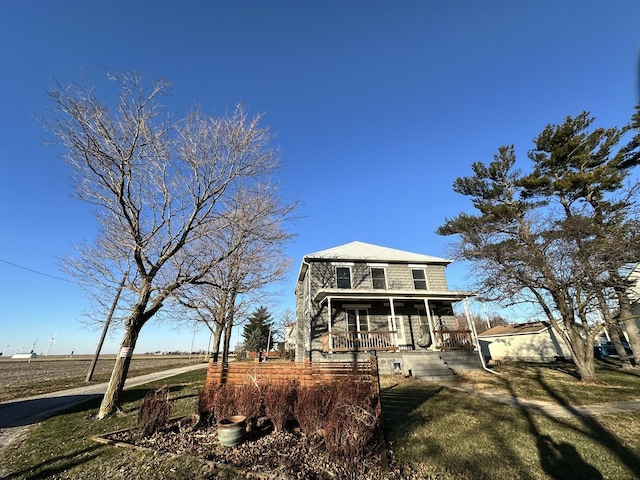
[434,329,474,350]
[322,330,399,353]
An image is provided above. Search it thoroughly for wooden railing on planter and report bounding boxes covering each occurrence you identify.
[321,330,399,353]
[205,357,379,390]
[434,329,474,350]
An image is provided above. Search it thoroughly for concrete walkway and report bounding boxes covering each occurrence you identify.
[0,362,208,451]
[451,386,640,418]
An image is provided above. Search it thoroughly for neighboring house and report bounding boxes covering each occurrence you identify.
[626,263,640,336]
[284,322,296,351]
[478,321,572,363]
[294,241,482,377]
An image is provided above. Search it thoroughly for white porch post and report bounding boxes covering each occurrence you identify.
[424,299,436,351]
[389,297,397,347]
[327,297,332,353]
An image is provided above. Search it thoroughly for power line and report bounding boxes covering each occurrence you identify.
[0,258,74,283]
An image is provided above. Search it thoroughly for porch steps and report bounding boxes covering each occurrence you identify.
[401,351,483,383]
[438,350,484,371]
[402,353,458,383]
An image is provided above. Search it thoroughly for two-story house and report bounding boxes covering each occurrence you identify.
[294,241,482,378]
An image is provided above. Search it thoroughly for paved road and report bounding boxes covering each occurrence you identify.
[0,362,208,449]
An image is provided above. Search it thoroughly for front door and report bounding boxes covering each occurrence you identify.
[388,315,406,347]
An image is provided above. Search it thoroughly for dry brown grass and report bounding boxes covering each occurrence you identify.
[0,355,204,402]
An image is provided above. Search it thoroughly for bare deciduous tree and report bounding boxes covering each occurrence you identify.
[176,185,296,364]
[45,70,289,418]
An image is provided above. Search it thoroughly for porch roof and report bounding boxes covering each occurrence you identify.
[314,288,471,305]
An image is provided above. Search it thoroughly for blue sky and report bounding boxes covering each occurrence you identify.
[1,1,639,356]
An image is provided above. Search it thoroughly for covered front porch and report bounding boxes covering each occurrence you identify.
[315,292,476,355]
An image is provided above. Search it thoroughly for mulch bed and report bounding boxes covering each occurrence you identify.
[93,416,392,480]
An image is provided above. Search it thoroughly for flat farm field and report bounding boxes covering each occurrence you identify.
[0,355,205,402]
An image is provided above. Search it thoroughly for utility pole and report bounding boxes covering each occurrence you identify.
[86,275,126,382]
[189,323,197,359]
[265,325,272,361]
[481,302,491,329]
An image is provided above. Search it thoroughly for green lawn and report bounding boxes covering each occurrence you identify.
[2,361,640,479]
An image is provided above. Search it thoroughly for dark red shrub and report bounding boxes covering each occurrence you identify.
[324,380,380,462]
[233,383,265,425]
[138,386,172,438]
[294,382,338,435]
[263,380,297,431]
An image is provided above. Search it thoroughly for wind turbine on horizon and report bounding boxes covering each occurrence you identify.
[46,332,57,356]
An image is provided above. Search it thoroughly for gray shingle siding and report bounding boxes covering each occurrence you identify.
[426,264,448,290]
[303,261,450,292]
[294,256,458,361]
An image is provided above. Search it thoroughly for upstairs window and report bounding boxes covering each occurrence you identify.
[371,267,386,289]
[412,268,427,290]
[336,267,351,289]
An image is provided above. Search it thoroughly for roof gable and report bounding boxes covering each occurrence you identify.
[304,241,450,264]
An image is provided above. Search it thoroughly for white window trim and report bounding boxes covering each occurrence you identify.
[411,267,429,290]
[335,265,352,289]
[370,266,387,289]
[346,308,369,332]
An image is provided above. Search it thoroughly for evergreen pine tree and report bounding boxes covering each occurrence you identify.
[242,306,273,353]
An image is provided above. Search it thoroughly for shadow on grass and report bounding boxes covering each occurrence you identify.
[380,381,535,479]
[5,445,102,479]
[380,382,443,433]
[496,368,640,480]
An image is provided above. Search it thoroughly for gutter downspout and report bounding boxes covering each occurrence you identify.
[464,297,499,375]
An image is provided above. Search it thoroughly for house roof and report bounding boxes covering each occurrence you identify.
[478,321,551,337]
[303,241,451,264]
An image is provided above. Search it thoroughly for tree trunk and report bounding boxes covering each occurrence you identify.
[609,324,633,369]
[611,273,639,367]
[97,324,140,419]
[593,286,633,369]
[222,318,234,364]
[566,327,599,383]
[617,308,640,368]
[211,325,224,363]
[621,316,640,368]
[221,300,237,364]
